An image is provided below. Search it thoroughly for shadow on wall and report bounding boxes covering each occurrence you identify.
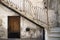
[0,18,7,39]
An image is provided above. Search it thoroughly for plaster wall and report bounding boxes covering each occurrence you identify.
[21,17,43,39]
[0,4,19,39]
[3,0,57,27]
[0,4,44,39]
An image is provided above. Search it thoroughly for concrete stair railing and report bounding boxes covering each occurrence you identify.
[1,0,49,28]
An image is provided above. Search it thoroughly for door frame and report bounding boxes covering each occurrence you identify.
[8,16,20,38]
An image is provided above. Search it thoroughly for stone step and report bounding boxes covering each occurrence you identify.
[0,39,20,40]
[0,38,40,40]
[48,27,60,40]
[49,38,60,40]
[48,33,60,37]
[50,27,60,33]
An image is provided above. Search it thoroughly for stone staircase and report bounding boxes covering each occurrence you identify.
[0,0,60,40]
[48,27,60,40]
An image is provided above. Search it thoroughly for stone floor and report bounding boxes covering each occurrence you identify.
[0,38,41,40]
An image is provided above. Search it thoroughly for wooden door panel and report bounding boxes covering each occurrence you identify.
[13,17,20,32]
[8,16,20,38]
[8,17,14,32]
[8,16,20,32]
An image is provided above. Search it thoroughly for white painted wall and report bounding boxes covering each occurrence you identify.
[0,0,59,40]
[0,4,44,39]
[2,0,57,28]
[0,4,19,39]
[21,17,43,39]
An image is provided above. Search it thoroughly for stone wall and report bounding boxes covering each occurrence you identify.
[47,0,60,27]
[57,0,60,27]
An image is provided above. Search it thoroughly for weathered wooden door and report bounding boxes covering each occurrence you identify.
[8,16,20,38]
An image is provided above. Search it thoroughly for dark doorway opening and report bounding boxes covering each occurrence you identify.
[8,16,20,38]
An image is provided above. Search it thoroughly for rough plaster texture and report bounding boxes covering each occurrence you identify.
[0,4,44,39]
[0,4,19,39]
[0,0,60,40]
[21,17,43,39]
[58,0,60,27]
[48,10,57,27]
[3,0,57,28]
